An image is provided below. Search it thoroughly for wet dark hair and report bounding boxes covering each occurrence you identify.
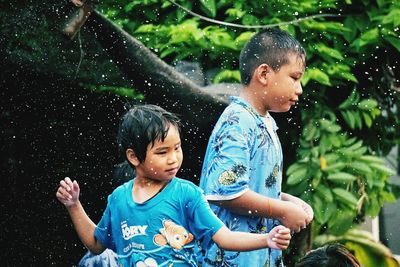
[239,27,306,85]
[295,243,361,267]
[117,104,181,164]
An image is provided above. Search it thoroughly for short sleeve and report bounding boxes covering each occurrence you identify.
[94,196,116,251]
[201,111,253,200]
[185,186,224,248]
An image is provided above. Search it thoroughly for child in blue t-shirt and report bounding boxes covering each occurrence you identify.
[56,104,292,267]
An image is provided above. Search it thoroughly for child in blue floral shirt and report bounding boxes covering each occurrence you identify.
[200,28,314,266]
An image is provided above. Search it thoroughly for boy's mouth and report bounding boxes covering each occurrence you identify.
[166,167,179,173]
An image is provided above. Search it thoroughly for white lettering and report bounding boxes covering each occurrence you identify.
[121,222,148,240]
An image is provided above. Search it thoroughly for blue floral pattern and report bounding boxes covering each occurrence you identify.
[200,96,284,267]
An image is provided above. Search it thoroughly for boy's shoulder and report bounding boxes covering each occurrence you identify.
[173,177,204,194]
[173,177,197,188]
[110,179,132,196]
[217,99,259,130]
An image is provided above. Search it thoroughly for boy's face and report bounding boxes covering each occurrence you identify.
[135,125,183,182]
[262,53,305,113]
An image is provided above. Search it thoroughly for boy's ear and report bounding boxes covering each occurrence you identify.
[255,64,271,85]
[126,149,140,166]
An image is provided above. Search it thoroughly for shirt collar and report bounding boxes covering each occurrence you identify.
[229,96,279,131]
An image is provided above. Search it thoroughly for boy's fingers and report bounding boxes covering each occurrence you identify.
[278,228,290,234]
[59,180,71,191]
[65,177,73,185]
[73,180,80,191]
[57,187,72,200]
[272,238,290,247]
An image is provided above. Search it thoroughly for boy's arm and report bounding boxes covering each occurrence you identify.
[66,201,105,254]
[212,225,291,251]
[281,192,314,224]
[56,177,105,254]
[210,190,309,232]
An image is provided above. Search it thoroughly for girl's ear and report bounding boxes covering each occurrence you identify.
[126,149,140,166]
[254,64,271,85]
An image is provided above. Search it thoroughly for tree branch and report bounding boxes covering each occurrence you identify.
[85,10,228,126]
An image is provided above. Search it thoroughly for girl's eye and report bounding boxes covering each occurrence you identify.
[156,151,167,155]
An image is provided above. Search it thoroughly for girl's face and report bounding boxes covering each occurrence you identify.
[135,125,183,183]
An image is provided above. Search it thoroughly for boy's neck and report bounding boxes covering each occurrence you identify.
[132,177,170,204]
[239,87,268,116]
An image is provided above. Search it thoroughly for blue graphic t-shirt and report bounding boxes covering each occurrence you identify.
[95,177,224,267]
[199,96,284,267]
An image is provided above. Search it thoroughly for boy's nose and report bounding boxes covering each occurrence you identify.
[296,84,303,95]
[168,154,178,164]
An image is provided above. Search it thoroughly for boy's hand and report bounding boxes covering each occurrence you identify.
[280,201,309,233]
[71,0,84,7]
[298,199,313,224]
[266,225,291,250]
[56,177,80,207]
[285,195,314,224]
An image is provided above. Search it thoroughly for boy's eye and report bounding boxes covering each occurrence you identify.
[156,151,167,155]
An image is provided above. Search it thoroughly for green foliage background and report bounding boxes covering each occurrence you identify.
[97,0,400,264]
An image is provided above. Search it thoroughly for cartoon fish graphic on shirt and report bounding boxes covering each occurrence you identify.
[153,220,194,250]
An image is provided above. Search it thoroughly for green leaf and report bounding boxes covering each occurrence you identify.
[362,112,373,128]
[384,36,400,52]
[315,184,334,202]
[369,163,396,176]
[332,188,359,207]
[327,208,355,235]
[358,99,378,110]
[319,119,341,133]
[382,8,400,26]
[312,170,323,187]
[313,195,335,224]
[314,43,344,60]
[340,72,359,83]
[287,167,307,185]
[359,155,383,164]
[304,68,332,86]
[213,70,241,83]
[346,140,363,151]
[200,0,216,17]
[324,162,347,172]
[235,32,255,49]
[353,111,363,129]
[355,28,380,47]
[327,172,357,183]
[287,163,306,176]
[349,161,372,174]
[304,123,317,141]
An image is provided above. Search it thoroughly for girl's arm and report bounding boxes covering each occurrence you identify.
[56,177,105,254]
[212,225,291,251]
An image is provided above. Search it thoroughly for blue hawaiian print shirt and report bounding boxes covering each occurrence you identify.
[199,96,284,267]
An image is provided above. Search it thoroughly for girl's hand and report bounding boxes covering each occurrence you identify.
[266,225,291,250]
[56,177,80,207]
